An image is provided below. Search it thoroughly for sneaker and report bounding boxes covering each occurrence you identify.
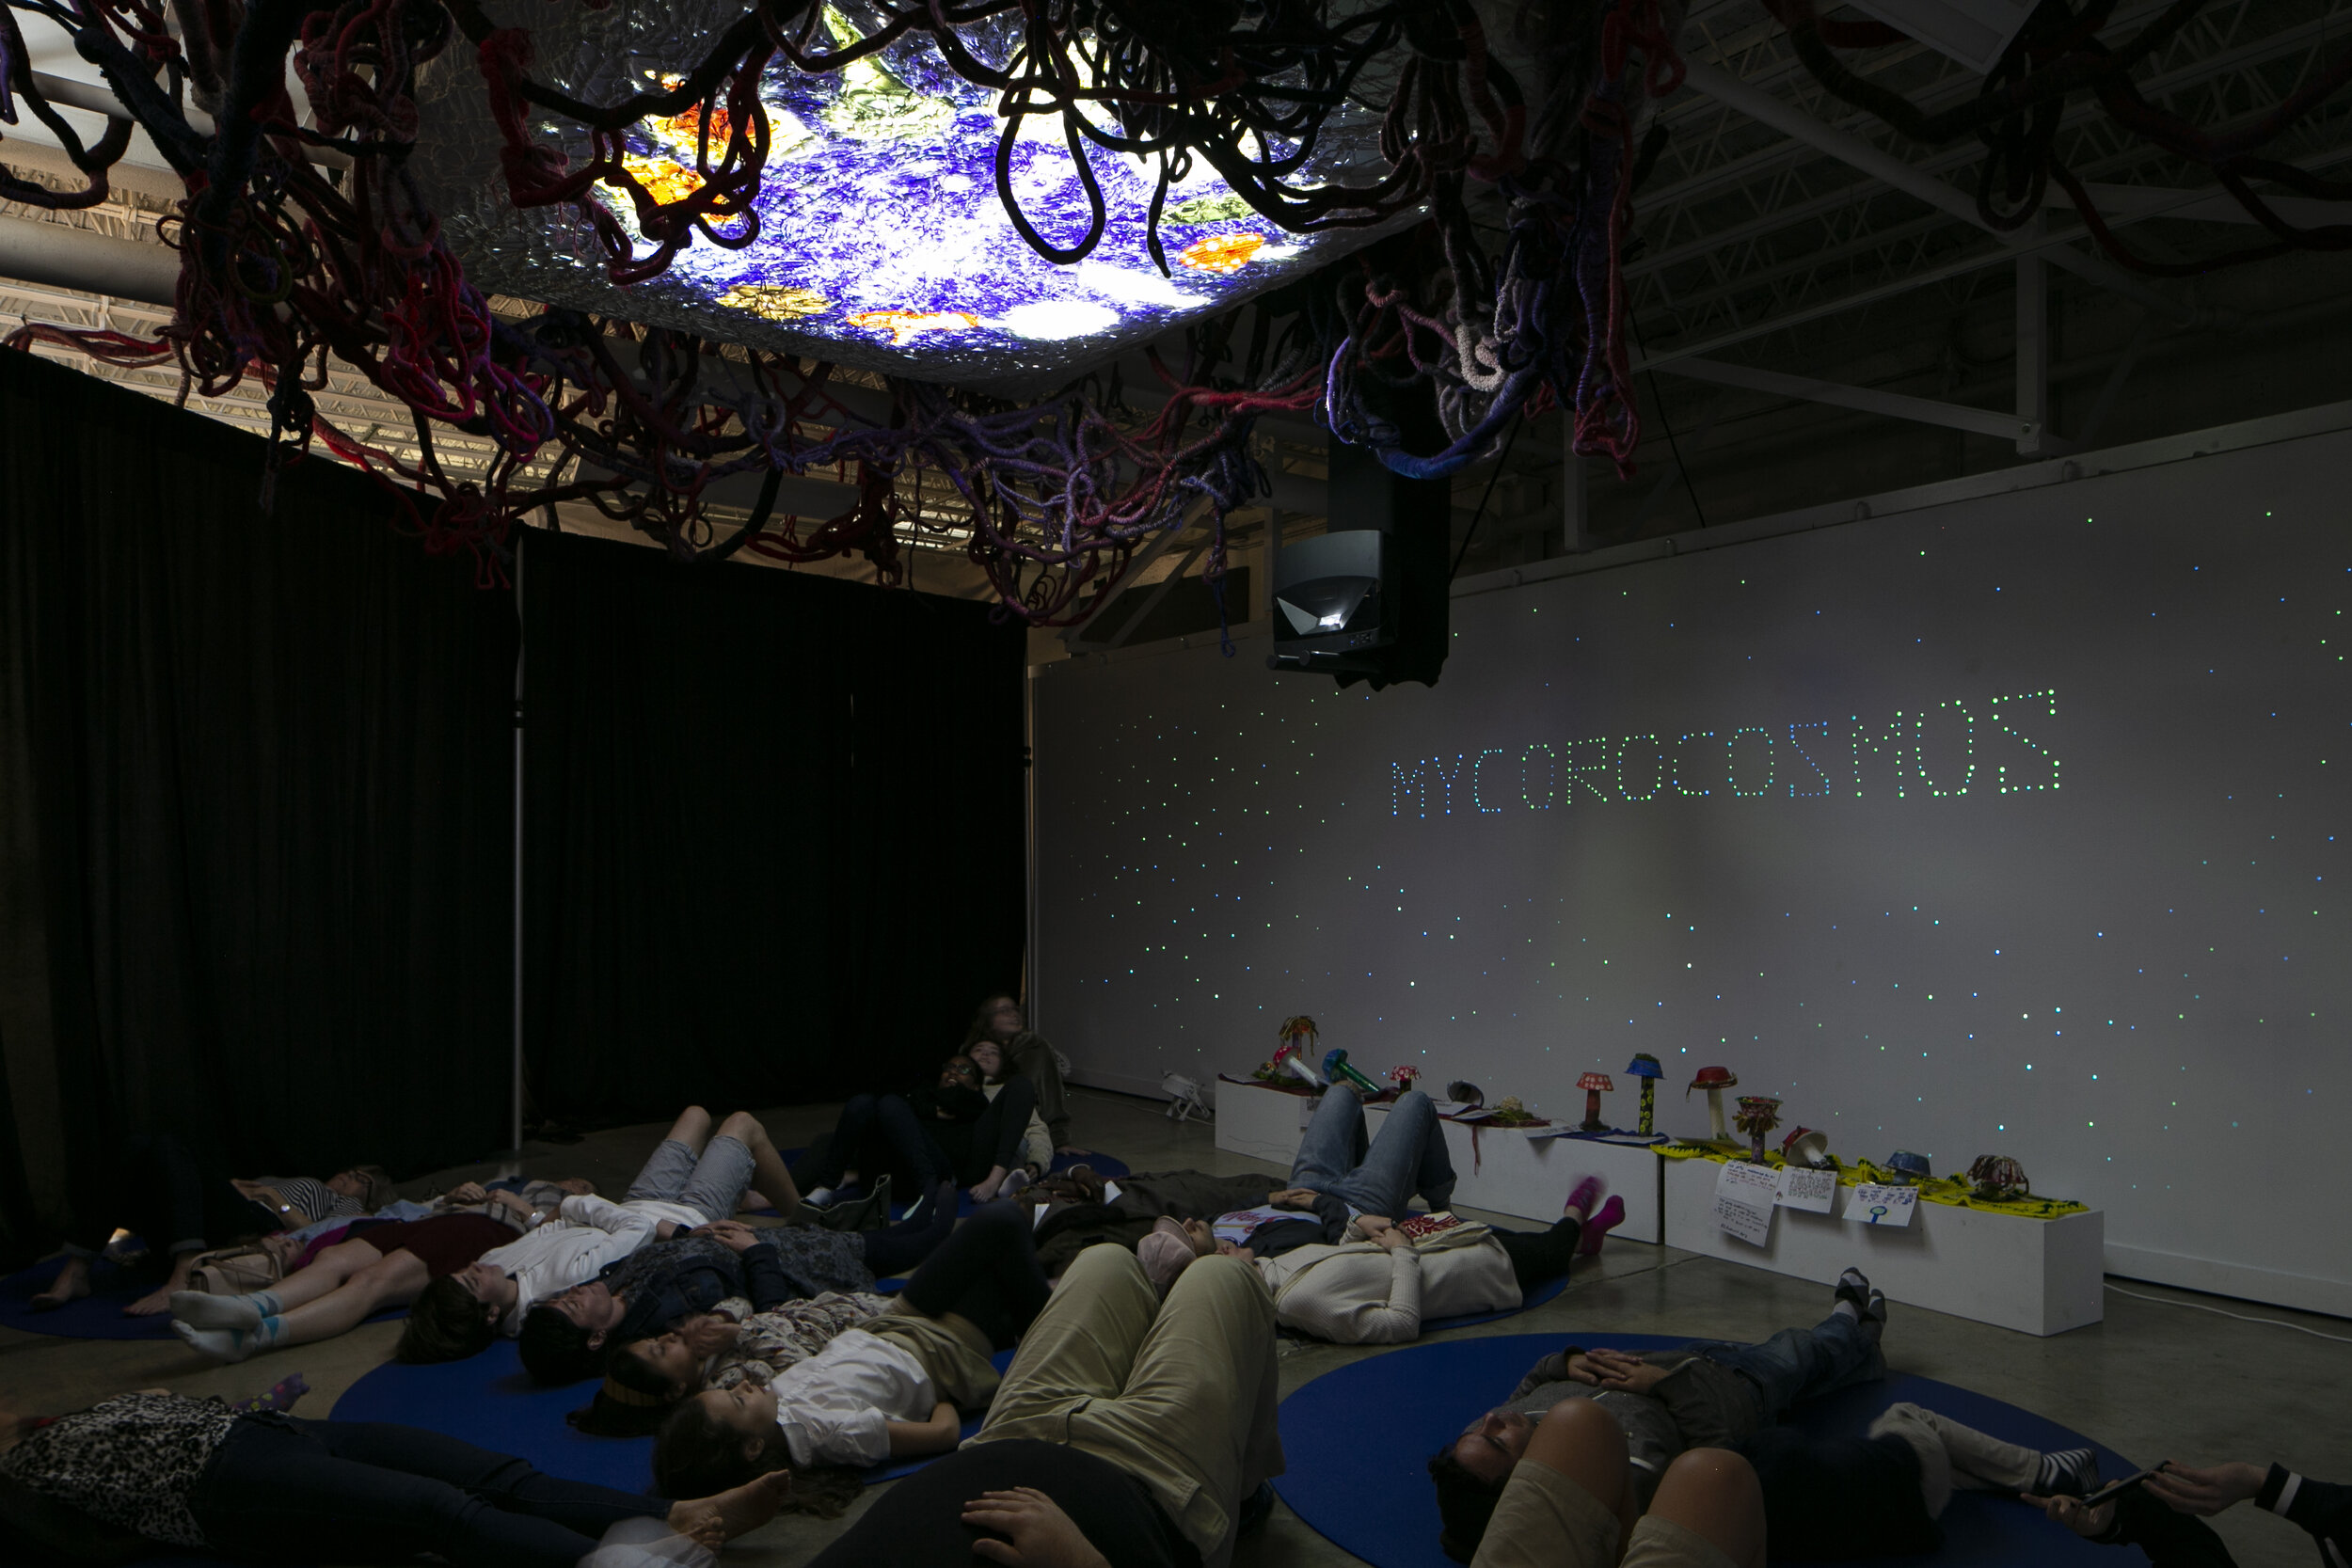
[2033,1448,2100,1497]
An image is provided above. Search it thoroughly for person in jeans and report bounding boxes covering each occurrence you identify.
[1429,1270,1892,1560]
[0,1389,792,1568]
[802,1242,1284,1568]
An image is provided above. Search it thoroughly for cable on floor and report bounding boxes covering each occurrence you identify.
[2106,1282,2352,1343]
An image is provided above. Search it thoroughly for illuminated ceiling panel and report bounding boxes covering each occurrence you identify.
[414,2,1409,388]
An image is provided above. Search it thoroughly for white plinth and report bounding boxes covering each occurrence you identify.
[1212,1078,1319,1164]
[1660,1156,2105,1337]
[1363,1108,1664,1244]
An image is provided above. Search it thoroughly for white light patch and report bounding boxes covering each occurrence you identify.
[1002,301,1120,341]
[1077,261,1201,309]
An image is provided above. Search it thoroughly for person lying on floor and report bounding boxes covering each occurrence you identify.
[0,1386,792,1568]
[798,1054,1044,1214]
[691,1242,1285,1568]
[649,1200,1054,1483]
[1428,1269,1890,1560]
[172,1106,798,1364]
[2028,1449,2347,1568]
[32,1131,394,1317]
[1138,1172,1621,1345]
[519,1183,961,1385]
[964,991,1089,1156]
[1439,1380,2153,1568]
[568,1291,892,1436]
[392,1107,815,1363]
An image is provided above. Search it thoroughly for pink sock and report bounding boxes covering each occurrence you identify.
[1565,1176,1605,1224]
[1578,1196,1627,1258]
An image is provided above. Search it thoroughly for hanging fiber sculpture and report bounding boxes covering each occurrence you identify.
[0,0,1688,614]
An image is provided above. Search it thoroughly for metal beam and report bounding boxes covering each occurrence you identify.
[2048,180,2352,228]
[1677,61,2194,324]
[0,214,178,306]
[1660,355,2038,441]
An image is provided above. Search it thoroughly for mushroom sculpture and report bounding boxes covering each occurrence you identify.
[1686,1066,1739,1143]
[1272,1017,1325,1087]
[1625,1054,1663,1135]
[1734,1096,1784,1164]
[1323,1048,1383,1098]
[1577,1072,1614,1132]
[1781,1126,1832,1168]
[1885,1150,1933,1186]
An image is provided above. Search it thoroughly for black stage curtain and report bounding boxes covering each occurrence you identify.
[0,352,518,1259]
[520,530,1026,1123]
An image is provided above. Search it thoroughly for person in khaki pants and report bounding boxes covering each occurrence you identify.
[1472,1399,1763,1568]
[805,1243,1285,1568]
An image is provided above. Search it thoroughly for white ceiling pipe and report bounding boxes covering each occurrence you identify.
[0,214,178,306]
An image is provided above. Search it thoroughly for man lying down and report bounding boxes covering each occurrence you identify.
[1029,1086,1624,1343]
[1422,1268,2233,1568]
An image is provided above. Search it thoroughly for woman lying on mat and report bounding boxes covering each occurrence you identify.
[964,991,1089,1156]
[0,1388,792,1568]
[1428,1270,1890,1560]
[518,1182,961,1385]
[798,1053,1046,1214]
[793,1243,1283,1568]
[1137,1172,1621,1345]
[172,1106,799,1365]
[31,1131,394,1317]
[568,1291,891,1436]
[648,1201,1053,1484]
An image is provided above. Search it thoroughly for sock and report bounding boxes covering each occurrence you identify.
[249,1290,284,1319]
[1565,1176,1604,1224]
[229,1373,310,1415]
[1834,1267,1873,1315]
[172,1291,263,1331]
[803,1186,836,1207]
[1834,1300,1860,1321]
[2034,1449,2098,1497]
[172,1320,255,1364]
[1577,1196,1626,1258]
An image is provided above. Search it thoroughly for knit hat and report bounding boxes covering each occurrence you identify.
[1136,1227,1199,1296]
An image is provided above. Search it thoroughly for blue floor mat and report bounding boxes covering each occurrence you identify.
[0,1251,405,1342]
[333,1338,1017,1491]
[1274,1333,2135,1568]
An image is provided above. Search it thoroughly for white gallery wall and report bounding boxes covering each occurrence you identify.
[1034,419,2350,1317]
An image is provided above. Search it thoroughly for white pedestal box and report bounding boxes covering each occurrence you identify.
[1659,1155,2106,1337]
[1212,1077,1319,1164]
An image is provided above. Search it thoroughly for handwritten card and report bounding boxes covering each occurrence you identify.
[1713,1160,1779,1246]
[1844,1184,1919,1227]
[1777,1166,1838,1213]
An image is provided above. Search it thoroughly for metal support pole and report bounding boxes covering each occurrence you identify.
[1561,409,1590,554]
[2013,224,2070,458]
[1023,667,1039,1032]
[510,555,526,1154]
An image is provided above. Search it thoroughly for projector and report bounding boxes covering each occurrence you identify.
[1267,531,1392,672]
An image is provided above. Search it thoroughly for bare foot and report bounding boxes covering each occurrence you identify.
[739,1190,771,1212]
[30,1260,90,1310]
[669,1469,791,1544]
[124,1287,175,1317]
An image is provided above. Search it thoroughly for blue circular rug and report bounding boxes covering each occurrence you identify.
[1274,1333,2135,1568]
[334,1337,1015,1491]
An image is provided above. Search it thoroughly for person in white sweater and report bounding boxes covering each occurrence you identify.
[1200,1177,1622,1345]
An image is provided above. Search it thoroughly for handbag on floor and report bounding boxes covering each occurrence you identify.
[185,1244,283,1295]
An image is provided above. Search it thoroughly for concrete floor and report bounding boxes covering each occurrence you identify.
[3,1086,2342,1568]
